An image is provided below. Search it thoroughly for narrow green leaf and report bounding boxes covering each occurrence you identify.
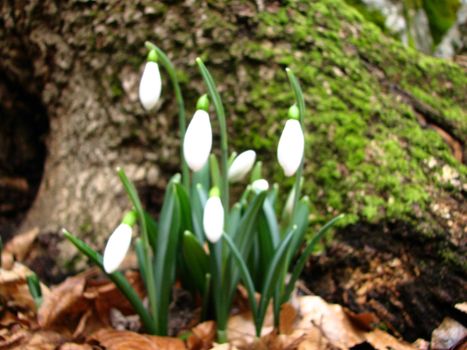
[257,225,297,332]
[192,160,210,194]
[201,273,211,321]
[62,229,155,334]
[26,273,42,309]
[134,238,147,288]
[182,231,209,294]
[222,233,258,321]
[153,182,181,335]
[227,202,242,236]
[191,183,207,243]
[144,212,158,253]
[176,183,193,233]
[282,214,345,303]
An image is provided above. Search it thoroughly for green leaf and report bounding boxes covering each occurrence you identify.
[26,273,42,309]
[176,183,193,233]
[257,225,297,332]
[227,202,242,236]
[282,214,345,303]
[153,181,181,335]
[191,183,207,243]
[62,229,155,334]
[144,212,158,253]
[134,238,147,288]
[222,234,258,324]
[182,231,209,295]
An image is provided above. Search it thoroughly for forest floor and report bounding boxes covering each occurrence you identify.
[1,229,465,350]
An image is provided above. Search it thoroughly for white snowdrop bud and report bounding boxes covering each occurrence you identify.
[183,109,212,172]
[277,119,304,177]
[228,150,256,183]
[139,50,162,111]
[103,223,133,274]
[203,187,224,243]
[251,179,269,192]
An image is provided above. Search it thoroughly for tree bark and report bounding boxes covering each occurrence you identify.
[0,0,465,341]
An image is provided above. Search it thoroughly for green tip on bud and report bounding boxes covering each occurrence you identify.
[288,104,300,120]
[209,186,220,198]
[147,49,158,62]
[196,94,210,111]
[122,210,138,227]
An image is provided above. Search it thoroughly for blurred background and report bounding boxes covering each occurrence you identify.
[0,0,465,342]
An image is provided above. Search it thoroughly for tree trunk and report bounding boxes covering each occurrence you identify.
[1,0,465,341]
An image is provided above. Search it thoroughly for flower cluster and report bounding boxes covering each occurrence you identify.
[64,42,342,342]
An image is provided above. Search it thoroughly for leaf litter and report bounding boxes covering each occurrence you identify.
[0,233,465,350]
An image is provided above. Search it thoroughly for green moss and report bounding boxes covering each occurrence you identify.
[220,0,466,238]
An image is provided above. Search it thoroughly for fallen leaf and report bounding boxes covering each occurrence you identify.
[455,302,467,314]
[4,228,39,261]
[365,329,416,350]
[279,303,298,335]
[0,262,49,311]
[88,328,186,350]
[343,308,379,332]
[431,317,467,349]
[59,343,94,350]
[38,273,88,329]
[187,321,216,350]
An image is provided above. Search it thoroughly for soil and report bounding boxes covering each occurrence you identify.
[302,221,467,342]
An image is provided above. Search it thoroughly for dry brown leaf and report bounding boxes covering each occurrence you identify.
[187,320,216,350]
[279,303,298,335]
[430,317,467,349]
[59,343,94,350]
[88,328,186,350]
[4,228,39,261]
[365,329,416,350]
[38,273,88,329]
[209,344,240,350]
[1,251,14,270]
[0,262,49,311]
[343,307,379,332]
[17,330,65,350]
[455,302,467,314]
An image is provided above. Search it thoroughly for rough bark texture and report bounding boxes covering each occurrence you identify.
[0,0,465,341]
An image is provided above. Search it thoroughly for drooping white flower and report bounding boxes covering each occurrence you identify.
[228,150,256,182]
[139,61,162,111]
[203,188,224,243]
[277,119,304,177]
[251,179,269,192]
[103,223,133,274]
[183,110,212,172]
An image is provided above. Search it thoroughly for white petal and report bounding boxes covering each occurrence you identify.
[103,223,133,273]
[228,150,256,182]
[251,179,269,192]
[203,196,224,243]
[183,110,212,172]
[139,61,162,111]
[277,119,304,177]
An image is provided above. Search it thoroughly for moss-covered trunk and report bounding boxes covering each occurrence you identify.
[1,0,465,341]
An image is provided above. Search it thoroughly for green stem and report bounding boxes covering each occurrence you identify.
[117,168,158,331]
[196,57,229,213]
[145,41,189,190]
[285,68,305,220]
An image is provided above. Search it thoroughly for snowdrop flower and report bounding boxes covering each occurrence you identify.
[139,49,162,111]
[277,105,304,177]
[103,211,137,274]
[228,150,256,182]
[183,95,212,172]
[203,187,224,243]
[251,179,269,192]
